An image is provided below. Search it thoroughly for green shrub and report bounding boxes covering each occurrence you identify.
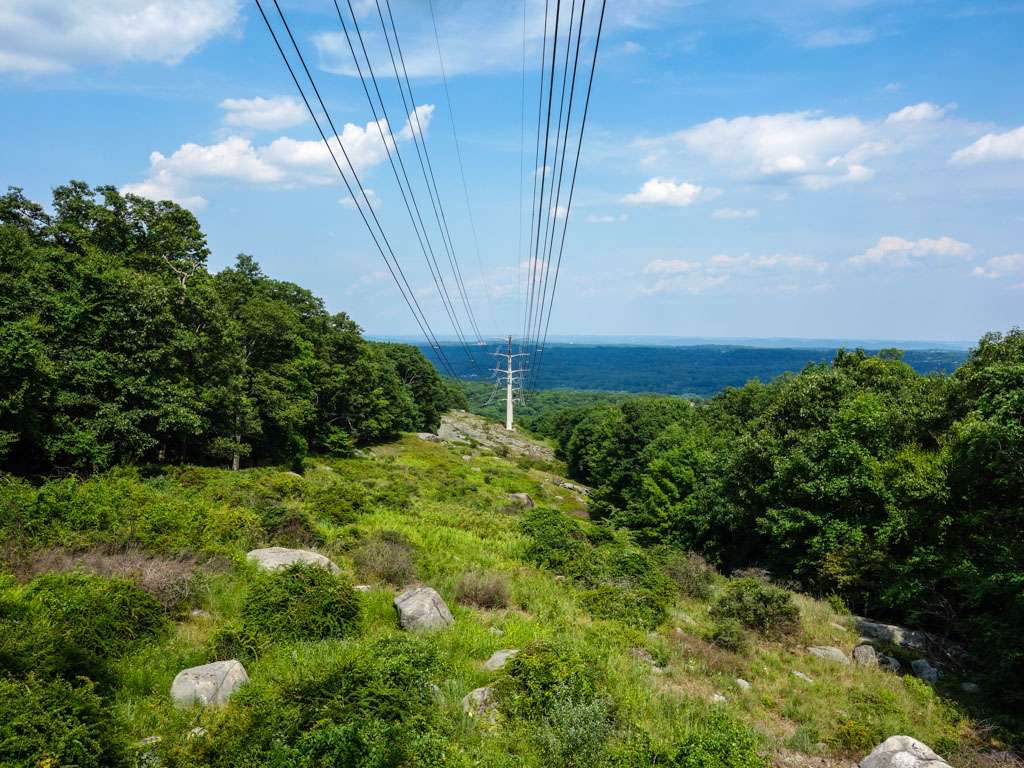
[709,578,800,638]
[455,569,509,609]
[708,617,749,653]
[207,621,267,663]
[520,508,588,571]
[241,563,360,642]
[0,674,127,768]
[0,574,58,679]
[661,550,716,600]
[496,642,597,721]
[307,481,369,524]
[257,502,323,547]
[24,570,166,683]
[672,710,766,768]
[352,530,417,586]
[580,584,670,630]
[190,635,447,768]
[827,719,874,753]
[533,686,613,767]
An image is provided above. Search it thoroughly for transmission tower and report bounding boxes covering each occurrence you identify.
[491,335,527,431]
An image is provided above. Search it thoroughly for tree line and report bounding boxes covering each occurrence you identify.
[0,182,464,476]
[539,338,1024,705]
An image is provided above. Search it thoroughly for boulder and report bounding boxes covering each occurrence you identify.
[171,660,248,707]
[854,617,929,651]
[484,649,519,671]
[463,686,498,724]
[859,736,951,768]
[507,492,535,508]
[878,654,902,674]
[808,645,850,665]
[792,671,814,684]
[394,586,454,630]
[911,659,939,684]
[710,692,727,703]
[246,547,340,574]
[415,432,441,443]
[853,644,879,667]
[735,678,752,691]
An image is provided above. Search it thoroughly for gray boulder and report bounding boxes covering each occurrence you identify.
[394,586,454,630]
[808,645,850,665]
[246,547,339,574]
[415,432,441,443]
[854,617,929,651]
[878,653,902,674]
[853,644,879,667]
[171,660,248,707]
[710,692,727,703]
[735,678,752,691]
[792,671,814,684]
[484,649,519,671]
[463,686,498,724]
[859,736,951,768]
[911,659,939,684]
[507,492,535,508]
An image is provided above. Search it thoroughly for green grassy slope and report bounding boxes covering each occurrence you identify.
[0,430,996,767]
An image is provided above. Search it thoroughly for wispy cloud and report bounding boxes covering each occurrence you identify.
[623,178,718,207]
[850,236,972,267]
[972,253,1024,279]
[220,96,307,131]
[951,125,1024,164]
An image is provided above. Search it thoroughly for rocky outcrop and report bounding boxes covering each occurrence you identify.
[854,617,929,651]
[859,736,951,768]
[911,659,939,683]
[171,660,248,707]
[415,432,441,443]
[394,586,454,630]
[807,645,850,664]
[507,492,535,508]
[484,649,519,671]
[853,644,879,667]
[246,547,340,574]
[462,686,498,723]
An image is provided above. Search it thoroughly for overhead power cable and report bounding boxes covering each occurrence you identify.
[253,0,456,378]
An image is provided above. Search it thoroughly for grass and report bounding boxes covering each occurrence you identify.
[0,432,1002,767]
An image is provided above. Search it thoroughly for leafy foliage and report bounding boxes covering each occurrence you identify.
[241,563,361,643]
[709,578,800,639]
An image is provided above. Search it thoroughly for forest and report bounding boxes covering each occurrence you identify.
[535,337,1024,710]
[0,183,463,476]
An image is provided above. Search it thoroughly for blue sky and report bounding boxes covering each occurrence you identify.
[1,0,1022,343]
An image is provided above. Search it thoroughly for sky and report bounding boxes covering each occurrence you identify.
[1,0,1022,344]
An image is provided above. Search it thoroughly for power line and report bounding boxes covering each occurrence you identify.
[254,0,456,378]
[330,0,480,373]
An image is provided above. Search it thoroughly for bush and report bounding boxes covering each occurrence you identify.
[708,617,749,653]
[0,674,127,768]
[672,710,766,768]
[580,584,670,630]
[496,642,597,721]
[352,530,417,586]
[520,508,588,572]
[533,686,614,767]
[455,570,509,609]
[23,570,166,683]
[241,563,361,642]
[207,621,267,663]
[662,550,716,600]
[307,481,369,524]
[257,502,323,548]
[709,578,800,638]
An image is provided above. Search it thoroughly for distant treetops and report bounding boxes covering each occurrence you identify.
[0,182,465,475]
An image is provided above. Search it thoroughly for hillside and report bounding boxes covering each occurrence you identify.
[0,423,1013,768]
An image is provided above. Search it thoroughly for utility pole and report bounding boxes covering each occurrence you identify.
[491,335,527,431]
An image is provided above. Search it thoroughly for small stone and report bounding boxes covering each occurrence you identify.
[960,681,980,693]
[735,678,752,691]
[792,671,814,684]
[354,584,371,592]
[484,649,519,671]
[246,547,340,574]
[462,455,472,461]
[463,686,498,724]
[911,659,939,684]
[394,586,454,630]
[808,645,850,665]
[710,692,727,703]
[190,608,211,619]
[859,735,951,768]
[507,492,535,508]
[853,644,879,667]
[171,660,249,707]
[187,727,207,739]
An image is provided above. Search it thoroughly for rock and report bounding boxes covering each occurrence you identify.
[853,644,879,667]
[171,660,248,707]
[710,692,727,703]
[961,681,980,693]
[854,617,929,651]
[246,547,340,574]
[462,686,498,724]
[792,671,814,684]
[354,584,371,592]
[911,659,939,684]
[735,678,752,691]
[415,432,441,443]
[859,735,951,768]
[507,492,535,508]
[484,649,519,671]
[808,645,850,665]
[878,654,902,674]
[394,586,454,630]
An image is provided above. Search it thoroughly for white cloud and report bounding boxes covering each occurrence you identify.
[586,213,628,224]
[708,253,826,273]
[850,235,973,267]
[644,258,698,274]
[886,102,950,124]
[123,107,433,209]
[0,0,239,74]
[624,178,716,207]
[972,253,1024,279]
[220,96,308,131]
[803,27,877,48]
[712,208,759,220]
[639,251,827,295]
[951,126,1024,164]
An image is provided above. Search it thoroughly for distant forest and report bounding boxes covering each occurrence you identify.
[419,343,968,396]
